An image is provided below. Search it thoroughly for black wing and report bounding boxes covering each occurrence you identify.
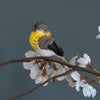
[48,40,64,57]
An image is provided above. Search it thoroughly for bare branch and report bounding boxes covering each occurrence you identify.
[0,56,100,76]
[0,56,100,100]
[9,69,74,100]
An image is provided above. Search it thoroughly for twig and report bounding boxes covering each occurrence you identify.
[9,69,74,100]
[0,56,100,76]
[0,56,100,100]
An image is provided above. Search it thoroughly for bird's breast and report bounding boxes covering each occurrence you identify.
[29,31,51,51]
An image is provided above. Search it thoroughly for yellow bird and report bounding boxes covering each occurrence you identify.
[29,22,66,61]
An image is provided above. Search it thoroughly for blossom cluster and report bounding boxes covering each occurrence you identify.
[23,51,97,98]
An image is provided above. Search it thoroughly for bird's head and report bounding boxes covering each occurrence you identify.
[29,22,51,51]
[33,22,50,33]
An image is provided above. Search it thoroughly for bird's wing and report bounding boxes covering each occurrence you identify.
[38,36,64,57]
[47,40,64,57]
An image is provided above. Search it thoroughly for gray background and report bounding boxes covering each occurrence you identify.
[0,0,100,100]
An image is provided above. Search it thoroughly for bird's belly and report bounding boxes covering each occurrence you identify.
[37,47,55,57]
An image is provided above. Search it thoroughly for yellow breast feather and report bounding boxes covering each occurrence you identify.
[29,31,51,51]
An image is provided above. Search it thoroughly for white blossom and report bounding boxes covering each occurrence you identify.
[82,84,96,98]
[70,56,78,65]
[35,74,48,86]
[71,71,96,97]
[71,71,81,91]
[96,34,100,39]
[98,25,100,33]
[23,61,34,70]
[96,25,100,39]
[23,51,97,97]
[23,51,36,70]
[23,51,49,86]
[30,65,41,79]
[71,71,80,82]
[77,54,91,68]
[47,68,54,76]
[47,63,66,81]
[25,50,36,58]
[66,55,78,79]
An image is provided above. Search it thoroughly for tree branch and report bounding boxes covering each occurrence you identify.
[0,56,100,76]
[0,56,100,100]
[9,69,74,100]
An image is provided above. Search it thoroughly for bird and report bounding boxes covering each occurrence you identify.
[29,22,67,62]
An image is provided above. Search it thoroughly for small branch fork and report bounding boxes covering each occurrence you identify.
[0,56,100,100]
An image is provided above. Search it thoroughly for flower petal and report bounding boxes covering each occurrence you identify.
[83,54,91,63]
[96,34,100,39]
[77,58,87,65]
[23,61,34,70]
[30,66,41,79]
[47,68,54,75]
[98,25,100,32]
[71,71,80,81]
[25,51,36,58]
[70,56,78,65]
[35,75,42,84]
[57,76,65,81]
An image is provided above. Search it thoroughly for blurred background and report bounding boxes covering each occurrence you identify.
[0,0,100,100]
